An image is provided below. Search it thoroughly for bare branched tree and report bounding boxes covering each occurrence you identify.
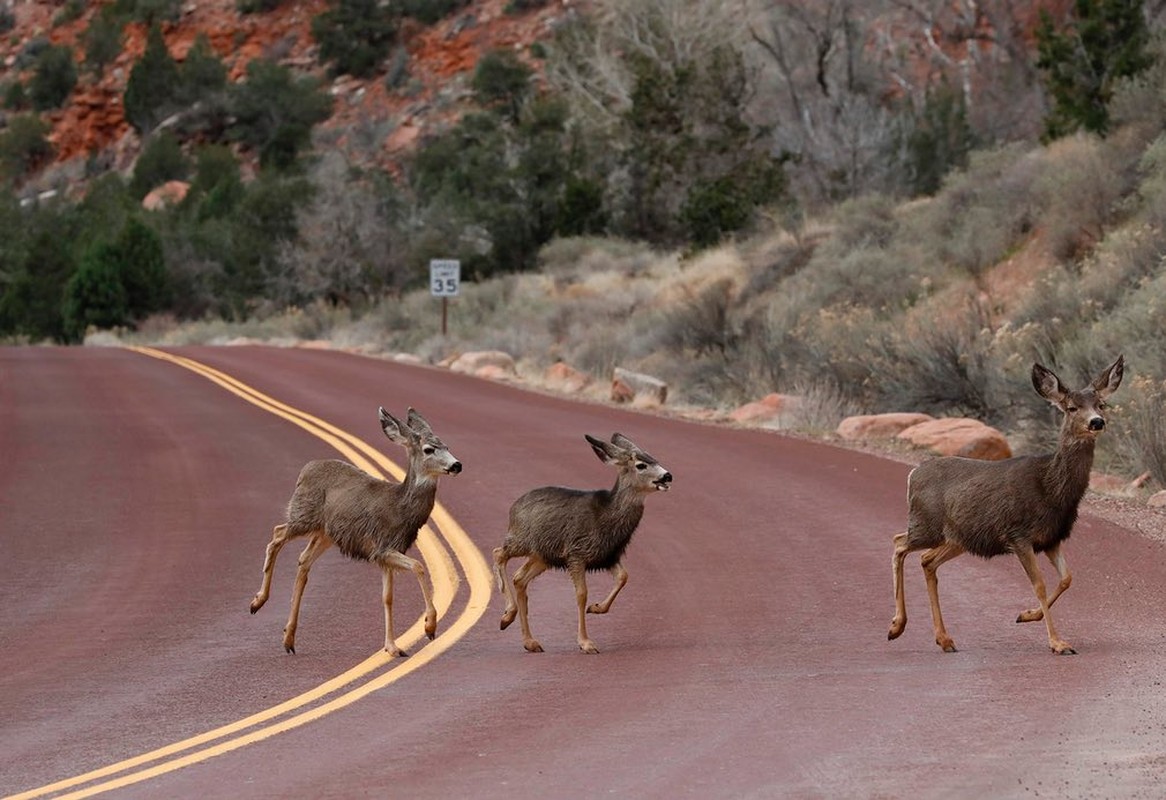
[273,152,406,308]
[747,1,903,206]
[547,0,747,132]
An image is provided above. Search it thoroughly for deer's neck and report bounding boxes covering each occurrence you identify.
[398,469,438,525]
[1044,435,1095,508]
[603,480,646,532]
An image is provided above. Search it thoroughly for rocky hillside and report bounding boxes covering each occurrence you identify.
[1,0,580,191]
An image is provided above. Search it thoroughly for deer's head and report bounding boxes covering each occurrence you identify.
[379,407,462,479]
[1032,355,1124,440]
[585,433,672,492]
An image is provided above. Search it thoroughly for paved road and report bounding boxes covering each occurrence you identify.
[2,346,1164,799]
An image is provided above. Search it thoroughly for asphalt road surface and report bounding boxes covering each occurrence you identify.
[2,345,1164,799]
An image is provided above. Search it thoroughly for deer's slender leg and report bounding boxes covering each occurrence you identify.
[493,546,519,630]
[920,541,965,653]
[379,567,409,658]
[569,563,599,653]
[1016,546,1076,654]
[888,531,918,640]
[512,556,548,653]
[587,560,628,615]
[1016,544,1072,623]
[380,549,437,644]
[282,533,331,654]
[250,523,293,613]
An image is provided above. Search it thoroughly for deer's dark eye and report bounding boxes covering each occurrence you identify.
[1066,406,1078,413]
[635,462,647,471]
[423,446,436,455]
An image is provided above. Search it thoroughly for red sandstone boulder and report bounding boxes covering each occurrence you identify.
[729,393,800,425]
[897,418,1012,460]
[836,412,935,441]
[448,350,517,379]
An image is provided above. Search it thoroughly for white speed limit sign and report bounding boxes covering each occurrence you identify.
[429,259,460,297]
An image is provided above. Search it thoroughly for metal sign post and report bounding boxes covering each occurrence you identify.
[429,259,460,336]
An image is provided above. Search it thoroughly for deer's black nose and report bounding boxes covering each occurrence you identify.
[448,462,463,474]
[1088,417,1105,431]
[661,472,673,483]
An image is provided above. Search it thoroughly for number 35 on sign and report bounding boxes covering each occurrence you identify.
[429,259,460,297]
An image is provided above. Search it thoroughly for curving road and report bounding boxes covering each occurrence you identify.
[2,345,1164,799]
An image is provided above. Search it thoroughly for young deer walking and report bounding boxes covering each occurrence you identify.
[493,433,672,654]
[888,355,1124,654]
[249,407,462,656]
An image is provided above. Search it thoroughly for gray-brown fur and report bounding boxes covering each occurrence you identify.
[888,355,1124,655]
[285,459,438,562]
[493,433,672,654]
[249,407,461,656]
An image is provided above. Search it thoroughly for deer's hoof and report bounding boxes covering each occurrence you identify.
[284,644,295,655]
[523,639,544,653]
[937,638,957,653]
[586,603,607,615]
[888,617,905,640]
[387,647,408,658]
[1052,642,1077,655]
[579,640,600,654]
[1016,609,1043,623]
[500,608,516,630]
[249,595,265,614]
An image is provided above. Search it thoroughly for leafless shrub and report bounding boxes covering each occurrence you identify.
[272,153,407,308]
[920,143,1037,279]
[1117,376,1166,486]
[868,300,997,421]
[1035,135,1127,262]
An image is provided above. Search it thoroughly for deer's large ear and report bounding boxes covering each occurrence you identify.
[1032,363,1068,405]
[585,434,623,464]
[1093,354,1125,398]
[406,407,435,437]
[379,407,411,446]
[610,433,639,451]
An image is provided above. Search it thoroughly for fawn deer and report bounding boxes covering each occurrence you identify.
[249,407,462,656]
[887,355,1124,654]
[493,433,672,653]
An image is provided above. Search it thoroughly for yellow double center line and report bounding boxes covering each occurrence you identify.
[8,347,493,800]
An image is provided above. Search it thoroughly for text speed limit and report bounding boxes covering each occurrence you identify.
[429,259,460,297]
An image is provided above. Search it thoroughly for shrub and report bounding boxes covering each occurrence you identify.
[129,131,189,200]
[52,0,86,27]
[178,34,227,104]
[311,0,397,78]
[472,49,533,122]
[29,44,77,111]
[0,114,53,181]
[400,0,472,24]
[868,302,996,420]
[238,0,288,12]
[63,243,130,340]
[227,59,333,169]
[123,23,181,133]
[1036,0,1153,140]
[505,0,550,14]
[906,81,975,196]
[83,9,124,75]
[1118,376,1166,485]
[2,80,28,111]
[188,144,244,219]
[109,0,181,25]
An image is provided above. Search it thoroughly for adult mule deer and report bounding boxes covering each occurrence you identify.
[493,433,672,654]
[249,407,462,656]
[887,355,1124,655]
